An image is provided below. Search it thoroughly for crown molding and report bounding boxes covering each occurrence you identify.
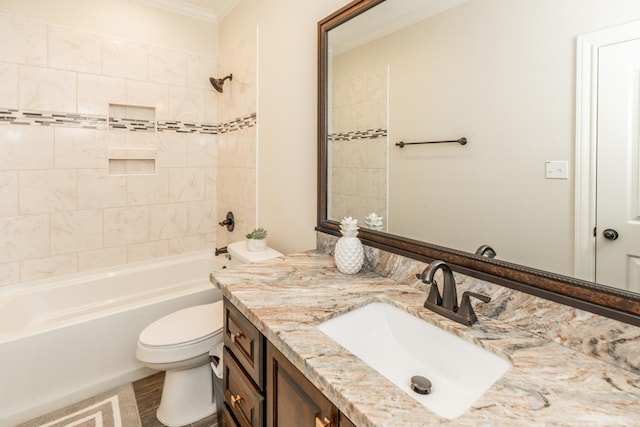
[133,0,219,23]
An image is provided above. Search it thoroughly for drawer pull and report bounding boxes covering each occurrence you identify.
[230,331,245,343]
[315,415,331,427]
[230,393,244,408]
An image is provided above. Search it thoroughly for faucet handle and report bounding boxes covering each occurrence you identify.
[456,291,491,324]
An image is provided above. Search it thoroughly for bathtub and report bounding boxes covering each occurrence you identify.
[0,250,235,426]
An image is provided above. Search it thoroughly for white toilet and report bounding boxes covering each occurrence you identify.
[136,241,282,426]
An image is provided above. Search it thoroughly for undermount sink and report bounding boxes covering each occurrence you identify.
[317,302,511,419]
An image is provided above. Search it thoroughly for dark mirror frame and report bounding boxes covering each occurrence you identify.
[316,0,640,326]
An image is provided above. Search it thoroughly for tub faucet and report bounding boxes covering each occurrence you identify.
[215,246,228,256]
[418,260,491,326]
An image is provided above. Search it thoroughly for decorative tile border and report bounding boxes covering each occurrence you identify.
[329,128,387,142]
[0,108,256,135]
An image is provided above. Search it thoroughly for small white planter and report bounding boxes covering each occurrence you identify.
[247,238,267,252]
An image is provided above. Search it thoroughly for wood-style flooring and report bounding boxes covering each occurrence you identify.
[132,372,218,427]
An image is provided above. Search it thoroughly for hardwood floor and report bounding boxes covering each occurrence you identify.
[132,372,218,427]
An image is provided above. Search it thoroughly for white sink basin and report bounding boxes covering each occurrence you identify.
[317,302,511,419]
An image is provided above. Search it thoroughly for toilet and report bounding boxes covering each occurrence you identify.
[136,241,282,426]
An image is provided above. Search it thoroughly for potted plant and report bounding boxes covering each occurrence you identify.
[246,227,268,252]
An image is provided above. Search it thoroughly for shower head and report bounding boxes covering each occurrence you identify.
[209,74,233,93]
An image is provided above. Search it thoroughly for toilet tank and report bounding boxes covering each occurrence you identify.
[227,240,283,264]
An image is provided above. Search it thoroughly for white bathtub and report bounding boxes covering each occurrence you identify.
[0,250,235,426]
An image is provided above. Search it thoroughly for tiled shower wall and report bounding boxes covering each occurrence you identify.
[215,13,258,248]
[0,13,223,286]
[329,66,388,228]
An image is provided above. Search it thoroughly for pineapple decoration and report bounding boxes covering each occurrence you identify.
[334,217,364,275]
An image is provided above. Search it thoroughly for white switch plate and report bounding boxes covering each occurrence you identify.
[545,161,569,179]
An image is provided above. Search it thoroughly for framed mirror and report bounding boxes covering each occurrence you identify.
[317,0,640,326]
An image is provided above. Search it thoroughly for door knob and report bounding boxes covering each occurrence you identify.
[602,229,619,240]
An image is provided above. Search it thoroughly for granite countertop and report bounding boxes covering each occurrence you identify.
[211,251,640,427]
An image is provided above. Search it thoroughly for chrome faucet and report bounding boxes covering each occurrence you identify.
[418,260,491,326]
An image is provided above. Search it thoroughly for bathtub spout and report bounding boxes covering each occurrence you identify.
[215,246,228,256]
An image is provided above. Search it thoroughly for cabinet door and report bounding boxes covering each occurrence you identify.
[224,347,265,427]
[266,342,337,427]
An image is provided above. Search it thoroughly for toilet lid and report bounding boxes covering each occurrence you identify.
[139,302,223,347]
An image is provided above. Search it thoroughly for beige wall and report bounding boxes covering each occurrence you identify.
[329,0,640,276]
[0,0,217,56]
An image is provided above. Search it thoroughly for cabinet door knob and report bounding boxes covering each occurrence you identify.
[315,415,331,427]
[230,393,243,408]
[230,331,245,343]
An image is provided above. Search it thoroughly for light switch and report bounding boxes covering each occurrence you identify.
[545,161,569,179]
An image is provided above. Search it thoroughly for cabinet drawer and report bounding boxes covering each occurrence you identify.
[222,403,241,427]
[224,298,264,389]
[224,346,265,427]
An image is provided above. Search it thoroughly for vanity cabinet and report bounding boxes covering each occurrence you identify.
[223,298,356,427]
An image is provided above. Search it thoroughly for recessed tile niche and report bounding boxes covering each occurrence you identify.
[107,104,157,175]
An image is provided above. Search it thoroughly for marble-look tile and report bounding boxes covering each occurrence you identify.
[187,54,216,90]
[149,203,188,240]
[103,206,149,247]
[102,38,147,80]
[157,132,187,167]
[0,124,54,170]
[54,128,107,169]
[0,214,49,262]
[148,46,187,86]
[0,15,47,66]
[77,74,126,115]
[20,254,77,282]
[367,138,387,169]
[0,262,19,287]
[188,200,216,235]
[126,80,168,120]
[205,167,216,201]
[366,70,386,101]
[347,74,366,104]
[50,210,103,255]
[19,65,77,113]
[0,62,18,108]
[126,168,169,205]
[356,168,386,199]
[78,246,127,272]
[77,169,126,209]
[204,90,218,125]
[217,167,256,209]
[0,171,18,217]
[187,134,217,167]
[168,86,205,123]
[168,234,205,255]
[169,168,205,202]
[127,240,169,263]
[48,25,101,73]
[19,169,76,214]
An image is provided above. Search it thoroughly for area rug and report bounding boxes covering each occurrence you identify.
[16,384,142,427]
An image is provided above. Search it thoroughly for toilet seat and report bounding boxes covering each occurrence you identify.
[136,302,224,364]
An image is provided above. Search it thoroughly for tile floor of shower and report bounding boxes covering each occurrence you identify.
[133,373,218,427]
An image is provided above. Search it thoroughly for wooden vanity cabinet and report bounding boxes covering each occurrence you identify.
[223,298,356,427]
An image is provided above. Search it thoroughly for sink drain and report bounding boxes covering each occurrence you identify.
[410,375,432,395]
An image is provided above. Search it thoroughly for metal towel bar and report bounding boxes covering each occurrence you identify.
[395,137,467,148]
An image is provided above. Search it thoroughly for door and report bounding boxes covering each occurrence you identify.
[596,37,640,292]
[266,342,337,427]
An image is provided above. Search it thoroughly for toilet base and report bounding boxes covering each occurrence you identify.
[156,362,217,426]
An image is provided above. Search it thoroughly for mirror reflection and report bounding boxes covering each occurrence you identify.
[326,0,640,293]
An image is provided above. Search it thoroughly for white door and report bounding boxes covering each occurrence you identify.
[596,38,640,292]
